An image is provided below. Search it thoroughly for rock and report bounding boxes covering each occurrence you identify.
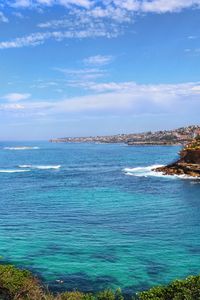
[154,138,200,178]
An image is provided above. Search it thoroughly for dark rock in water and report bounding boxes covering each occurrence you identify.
[154,138,200,178]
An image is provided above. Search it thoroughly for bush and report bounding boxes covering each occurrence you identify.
[137,275,200,300]
[60,291,95,300]
[0,264,53,300]
[1,265,200,300]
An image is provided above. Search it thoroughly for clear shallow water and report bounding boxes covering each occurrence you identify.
[0,142,200,294]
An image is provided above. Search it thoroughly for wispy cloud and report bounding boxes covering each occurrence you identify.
[83,55,114,66]
[2,93,31,102]
[0,12,8,23]
[6,0,200,13]
[0,27,120,49]
[54,55,113,89]
[188,35,198,39]
[184,48,200,56]
[2,1,200,50]
[9,0,31,8]
[141,0,200,13]
[56,67,107,81]
[8,0,93,9]
[2,82,200,116]
[12,11,25,18]
[0,103,25,110]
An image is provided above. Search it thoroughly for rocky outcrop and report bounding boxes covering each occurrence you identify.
[154,139,200,178]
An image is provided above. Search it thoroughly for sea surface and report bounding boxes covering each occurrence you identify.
[0,141,200,295]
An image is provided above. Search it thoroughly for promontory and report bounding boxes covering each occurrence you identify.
[154,137,200,178]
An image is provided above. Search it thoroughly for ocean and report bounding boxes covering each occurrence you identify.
[0,141,200,294]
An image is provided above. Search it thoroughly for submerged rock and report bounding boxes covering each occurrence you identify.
[154,138,200,178]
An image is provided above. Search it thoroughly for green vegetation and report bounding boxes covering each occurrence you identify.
[138,275,200,300]
[0,265,124,300]
[195,135,200,141]
[185,138,200,150]
[0,265,200,300]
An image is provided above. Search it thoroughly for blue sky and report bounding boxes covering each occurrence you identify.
[0,0,200,140]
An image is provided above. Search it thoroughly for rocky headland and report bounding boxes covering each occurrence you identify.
[154,138,200,178]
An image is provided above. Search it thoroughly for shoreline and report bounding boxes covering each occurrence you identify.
[50,140,183,146]
[49,125,200,146]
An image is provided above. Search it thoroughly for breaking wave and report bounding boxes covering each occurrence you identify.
[123,165,199,180]
[0,169,30,173]
[123,165,198,180]
[4,147,39,151]
[123,165,165,177]
[19,165,61,170]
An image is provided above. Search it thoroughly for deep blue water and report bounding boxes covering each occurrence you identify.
[0,141,200,294]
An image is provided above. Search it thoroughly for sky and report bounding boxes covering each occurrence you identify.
[0,0,200,140]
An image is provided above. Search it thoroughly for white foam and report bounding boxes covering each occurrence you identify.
[124,165,164,177]
[123,165,199,180]
[0,169,30,173]
[123,165,173,179]
[19,165,61,170]
[4,146,39,150]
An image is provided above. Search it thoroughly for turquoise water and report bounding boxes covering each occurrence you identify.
[0,142,200,294]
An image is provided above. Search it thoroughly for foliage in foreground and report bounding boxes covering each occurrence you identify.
[138,275,200,299]
[0,265,200,300]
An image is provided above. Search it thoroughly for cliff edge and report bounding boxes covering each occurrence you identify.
[154,138,200,177]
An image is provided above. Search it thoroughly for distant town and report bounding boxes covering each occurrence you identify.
[50,125,200,145]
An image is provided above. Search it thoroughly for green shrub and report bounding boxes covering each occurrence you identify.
[96,289,124,300]
[137,275,200,300]
[1,264,200,300]
[60,291,95,300]
[0,264,52,300]
[96,289,115,300]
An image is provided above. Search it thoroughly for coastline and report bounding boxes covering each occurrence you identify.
[154,138,200,177]
[49,125,200,146]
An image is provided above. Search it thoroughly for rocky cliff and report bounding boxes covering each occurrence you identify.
[154,138,200,177]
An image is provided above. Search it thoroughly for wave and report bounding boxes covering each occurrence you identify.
[123,165,199,180]
[19,165,61,170]
[123,165,166,178]
[0,169,30,173]
[4,146,39,151]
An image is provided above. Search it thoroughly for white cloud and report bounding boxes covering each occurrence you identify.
[141,0,200,13]
[83,55,114,66]
[0,12,8,23]
[10,0,31,8]
[55,57,112,88]
[0,27,120,49]
[1,82,200,116]
[8,0,93,8]
[0,103,25,110]
[8,0,200,12]
[3,0,200,50]
[56,67,107,81]
[2,93,31,102]
[111,0,140,11]
[0,32,49,49]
